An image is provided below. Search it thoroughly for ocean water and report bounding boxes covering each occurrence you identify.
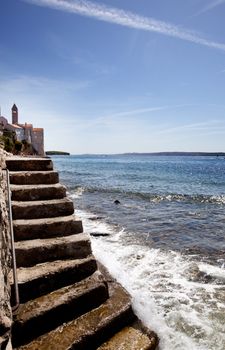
[53,154,225,350]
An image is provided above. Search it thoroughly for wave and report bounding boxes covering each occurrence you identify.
[79,207,225,350]
[68,186,225,205]
[68,186,85,199]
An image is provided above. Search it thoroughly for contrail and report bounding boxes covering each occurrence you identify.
[23,0,225,51]
[197,0,225,15]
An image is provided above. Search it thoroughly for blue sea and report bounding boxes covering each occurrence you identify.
[53,154,225,350]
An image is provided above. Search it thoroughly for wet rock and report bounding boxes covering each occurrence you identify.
[188,265,213,284]
[90,232,111,237]
[89,216,104,221]
[12,272,109,348]
[0,315,12,336]
[98,325,158,350]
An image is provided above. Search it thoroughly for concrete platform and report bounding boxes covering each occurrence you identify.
[11,183,66,201]
[12,198,74,220]
[6,158,53,171]
[97,326,157,350]
[13,271,109,348]
[13,215,83,241]
[11,256,97,303]
[8,157,158,350]
[15,233,92,267]
[9,171,59,185]
[17,283,135,350]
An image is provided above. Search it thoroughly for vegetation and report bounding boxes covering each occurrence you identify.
[14,140,23,153]
[46,151,70,155]
[0,130,16,153]
[0,131,34,155]
[3,136,14,152]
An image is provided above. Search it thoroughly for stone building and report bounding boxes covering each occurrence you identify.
[12,104,18,124]
[0,104,44,156]
[0,116,8,129]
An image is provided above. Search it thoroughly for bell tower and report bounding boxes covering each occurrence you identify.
[12,104,18,124]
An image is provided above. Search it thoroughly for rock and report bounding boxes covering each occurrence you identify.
[89,216,104,221]
[0,315,12,335]
[90,232,111,237]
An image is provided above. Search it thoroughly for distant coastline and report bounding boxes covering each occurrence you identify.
[70,152,225,157]
[121,152,225,157]
[46,151,225,157]
[46,151,70,156]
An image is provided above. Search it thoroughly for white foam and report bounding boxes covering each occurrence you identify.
[78,209,225,350]
[198,262,225,280]
[68,187,85,199]
[76,209,116,236]
[210,195,225,204]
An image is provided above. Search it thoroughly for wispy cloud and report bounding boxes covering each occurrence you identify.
[23,0,225,51]
[194,0,225,16]
[66,104,192,131]
[101,104,194,120]
[104,106,170,119]
[1,74,90,94]
[156,120,225,135]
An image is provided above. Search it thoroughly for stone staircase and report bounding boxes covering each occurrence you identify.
[6,157,158,350]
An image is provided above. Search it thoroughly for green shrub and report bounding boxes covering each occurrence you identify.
[4,137,14,152]
[15,140,22,152]
[0,136,5,149]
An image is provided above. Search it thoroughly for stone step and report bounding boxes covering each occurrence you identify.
[6,157,53,171]
[13,271,109,348]
[18,283,135,350]
[9,170,59,185]
[15,233,92,267]
[11,183,66,201]
[12,198,74,220]
[11,256,97,304]
[97,325,158,350]
[13,215,83,241]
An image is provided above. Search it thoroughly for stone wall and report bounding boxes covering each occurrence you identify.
[32,128,44,156]
[0,149,12,350]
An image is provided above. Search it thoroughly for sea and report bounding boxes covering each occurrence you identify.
[52,154,225,350]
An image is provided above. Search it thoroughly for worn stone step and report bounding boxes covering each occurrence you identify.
[6,157,53,171]
[12,198,74,220]
[15,233,92,267]
[11,183,66,201]
[9,170,59,185]
[11,256,97,304]
[13,215,83,241]
[13,271,109,348]
[18,283,135,350]
[97,325,158,350]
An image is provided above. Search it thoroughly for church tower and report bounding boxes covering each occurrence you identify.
[12,104,18,124]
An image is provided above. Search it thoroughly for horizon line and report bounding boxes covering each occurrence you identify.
[46,151,225,156]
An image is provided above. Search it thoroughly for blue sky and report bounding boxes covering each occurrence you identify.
[0,0,225,153]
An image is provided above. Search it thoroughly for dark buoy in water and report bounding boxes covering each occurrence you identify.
[114,200,121,205]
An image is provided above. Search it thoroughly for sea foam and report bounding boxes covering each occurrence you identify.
[77,208,225,350]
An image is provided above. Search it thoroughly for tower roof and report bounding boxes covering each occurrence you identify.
[12,104,18,111]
